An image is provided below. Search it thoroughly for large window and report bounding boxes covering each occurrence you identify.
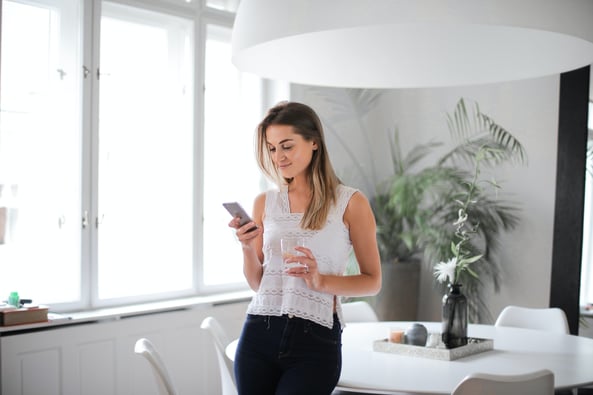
[0,0,270,311]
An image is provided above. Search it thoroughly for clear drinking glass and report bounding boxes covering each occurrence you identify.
[281,237,307,270]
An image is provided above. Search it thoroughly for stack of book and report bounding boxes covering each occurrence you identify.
[0,305,49,326]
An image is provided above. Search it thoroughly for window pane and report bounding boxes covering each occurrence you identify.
[97,2,194,300]
[202,24,266,287]
[0,0,82,304]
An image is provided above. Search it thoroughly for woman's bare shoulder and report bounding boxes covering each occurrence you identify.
[347,188,371,208]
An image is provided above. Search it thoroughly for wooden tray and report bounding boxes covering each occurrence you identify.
[373,337,493,361]
[0,306,49,326]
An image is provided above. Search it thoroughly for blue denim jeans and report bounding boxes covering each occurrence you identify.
[234,314,342,395]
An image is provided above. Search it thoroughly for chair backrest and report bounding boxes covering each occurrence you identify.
[494,305,569,334]
[200,316,238,395]
[134,338,177,395]
[341,301,379,323]
[451,369,554,395]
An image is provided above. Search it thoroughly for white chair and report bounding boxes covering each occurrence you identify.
[494,305,569,334]
[134,338,177,395]
[200,316,238,395]
[341,300,379,323]
[451,369,554,395]
[495,306,580,394]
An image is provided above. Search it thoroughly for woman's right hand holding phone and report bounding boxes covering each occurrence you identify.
[228,217,260,249]
[226,195,265,291]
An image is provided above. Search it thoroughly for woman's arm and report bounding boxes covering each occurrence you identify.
[229,193,266,291]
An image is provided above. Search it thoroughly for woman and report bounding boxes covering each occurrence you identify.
[228,101,381,395]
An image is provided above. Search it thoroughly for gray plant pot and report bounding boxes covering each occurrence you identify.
[372,259,421,321]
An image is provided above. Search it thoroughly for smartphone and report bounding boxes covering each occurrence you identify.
[222,202,257,232]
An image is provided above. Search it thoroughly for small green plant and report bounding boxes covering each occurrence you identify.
[433,146,501,286]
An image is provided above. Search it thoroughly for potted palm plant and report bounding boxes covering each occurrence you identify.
[372,98,527,323]
[370,134,445,321]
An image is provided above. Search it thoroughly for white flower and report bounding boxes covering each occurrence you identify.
[434,257,458,284]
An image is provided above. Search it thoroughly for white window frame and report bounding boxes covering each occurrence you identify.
[0,0,285,312]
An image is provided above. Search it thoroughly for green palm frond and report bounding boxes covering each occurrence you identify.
[441,98,527,167]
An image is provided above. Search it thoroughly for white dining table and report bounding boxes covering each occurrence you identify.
[337,321,593,394]
[226,320,593,394]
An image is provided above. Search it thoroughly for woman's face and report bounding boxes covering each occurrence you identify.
[266,124,317,180]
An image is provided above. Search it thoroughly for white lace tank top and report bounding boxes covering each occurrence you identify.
[246,184,357,329]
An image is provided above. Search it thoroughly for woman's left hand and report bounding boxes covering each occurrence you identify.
[284,246,323,291]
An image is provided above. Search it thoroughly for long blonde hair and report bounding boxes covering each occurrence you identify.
[256,101,341,230]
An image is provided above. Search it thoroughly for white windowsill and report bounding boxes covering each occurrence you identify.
[0,289,254,335]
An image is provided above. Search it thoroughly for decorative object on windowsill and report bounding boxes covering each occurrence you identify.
[0,296,49,326]
[434,144,502,348]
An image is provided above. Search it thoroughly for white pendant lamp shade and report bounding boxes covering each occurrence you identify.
[231,0,593,88]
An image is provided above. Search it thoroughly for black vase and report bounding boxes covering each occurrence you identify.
[441,283,468,349]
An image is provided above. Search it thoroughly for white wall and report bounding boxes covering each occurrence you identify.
[293,73,562,324]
